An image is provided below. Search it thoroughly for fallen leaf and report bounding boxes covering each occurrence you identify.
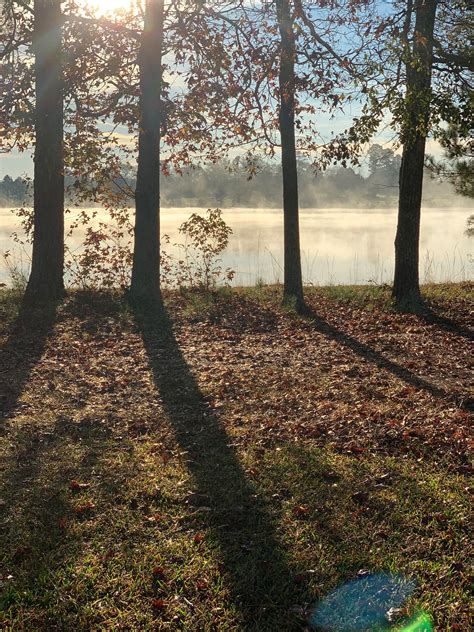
[292,505,310,517]
[74,502,95,515]
[196,579,208,591]
[152,566,166,581]
[69,480,90,492]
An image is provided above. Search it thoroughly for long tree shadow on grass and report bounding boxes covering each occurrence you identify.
[304,307,473,413]
[0,297,58,416]
[0,295,136,616]
[418,308,473,342]
[0,417,102,575]
[0,300,139,623]
[0,298,78,615]
[134,297,300,629]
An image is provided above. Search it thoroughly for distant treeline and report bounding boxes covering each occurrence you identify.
[1,146,463,209]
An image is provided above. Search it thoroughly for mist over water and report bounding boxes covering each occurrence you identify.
[0,206,472,286]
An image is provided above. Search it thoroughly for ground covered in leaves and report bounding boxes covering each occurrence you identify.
[0,284,472,630]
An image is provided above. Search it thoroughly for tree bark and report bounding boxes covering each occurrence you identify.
[393,0,438,309]
[130,0,164,301]
[276,0,304,310]
[25,0,64,303]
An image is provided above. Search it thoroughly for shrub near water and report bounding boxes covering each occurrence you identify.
[165,208,235,290]
[5,206,235,291]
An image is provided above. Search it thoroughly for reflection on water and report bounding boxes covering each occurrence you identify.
[0,206,472,285]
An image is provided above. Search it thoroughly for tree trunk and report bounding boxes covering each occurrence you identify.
[25,0,64,303]
[130,0,164,301]
[393,0,438,309]
[276,0,304,310]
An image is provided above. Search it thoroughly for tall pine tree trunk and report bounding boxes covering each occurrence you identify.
[25,0,64,302]
[276,0,304,310]
[130,0,164,301]
[393,0,438,309]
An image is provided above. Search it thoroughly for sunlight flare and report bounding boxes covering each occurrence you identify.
[76,0,135,18]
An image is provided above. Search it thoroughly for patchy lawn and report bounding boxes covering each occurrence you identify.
[0,284,472,630]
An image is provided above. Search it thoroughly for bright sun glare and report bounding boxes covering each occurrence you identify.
[78,0,133,18]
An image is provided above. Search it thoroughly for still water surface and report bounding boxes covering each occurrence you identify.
[0,206,472,286]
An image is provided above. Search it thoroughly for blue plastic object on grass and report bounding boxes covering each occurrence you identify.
[310,573,417,631]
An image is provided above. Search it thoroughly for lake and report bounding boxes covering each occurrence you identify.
[0,206,472,286]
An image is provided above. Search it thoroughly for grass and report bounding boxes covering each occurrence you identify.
[241,280,473,313]
[0,284,472,630]
[309,284,394,310]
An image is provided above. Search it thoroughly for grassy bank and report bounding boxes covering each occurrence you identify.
[0,284,472,630]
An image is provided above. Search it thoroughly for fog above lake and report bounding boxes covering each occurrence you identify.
[0,206,472,286]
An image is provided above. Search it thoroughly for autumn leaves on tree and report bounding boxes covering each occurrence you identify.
[0,0,471,309]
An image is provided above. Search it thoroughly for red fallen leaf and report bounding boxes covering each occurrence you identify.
[294,574,305,584]
[348,446,366,454]
[196,579,208,591]
[151,598,166,610]
[58,516,68,529]
[152,566,166,581]
[74,502,95,515]
[193,533,204,544]
[145,513,164,524]
[69,480,90,492]
[292,505,310,517]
